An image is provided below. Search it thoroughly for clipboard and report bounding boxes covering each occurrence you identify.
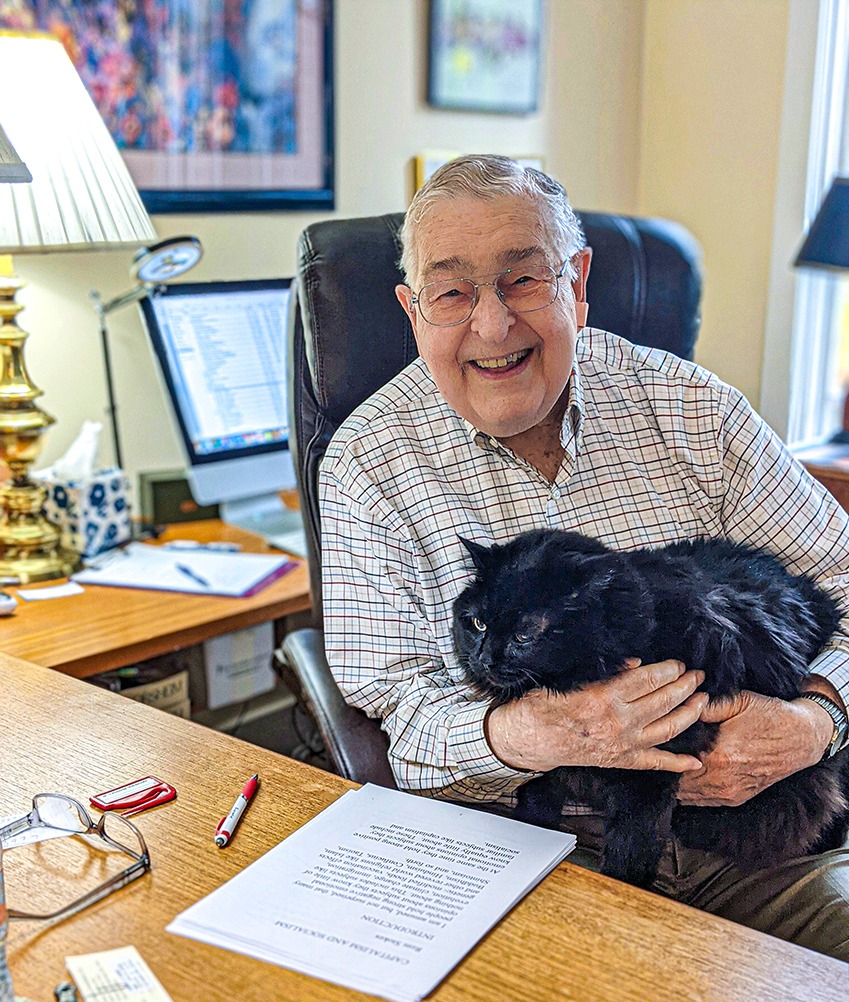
[72,542,297,597]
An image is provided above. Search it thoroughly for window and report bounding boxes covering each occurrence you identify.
[787,0,849,446]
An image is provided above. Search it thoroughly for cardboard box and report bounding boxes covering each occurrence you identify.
[120,670,191,718]
[90,660,191,718]
[201,621,276,710]
[37,467,131,557]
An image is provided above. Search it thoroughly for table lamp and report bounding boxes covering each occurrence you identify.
[0,123,31,183]
[795,177,849,272]
[795,177,849,442]
[0,30,157,583]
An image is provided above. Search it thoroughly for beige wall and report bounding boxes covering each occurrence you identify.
[17,0,645,495]
[15,0,801,498]
[636,0,791,407]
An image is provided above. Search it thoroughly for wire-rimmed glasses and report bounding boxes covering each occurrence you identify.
[410,260,570,327]
[0,793,150,922]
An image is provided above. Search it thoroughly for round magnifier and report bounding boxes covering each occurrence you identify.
[130,235,203,284]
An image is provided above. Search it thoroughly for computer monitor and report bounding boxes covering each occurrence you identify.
[140,278,305,554]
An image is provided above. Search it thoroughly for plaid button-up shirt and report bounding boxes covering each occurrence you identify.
[320,329,849,809]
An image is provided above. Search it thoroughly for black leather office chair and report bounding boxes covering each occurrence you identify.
[278,210,702,788]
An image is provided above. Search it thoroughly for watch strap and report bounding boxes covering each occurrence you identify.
[798,691,849,760]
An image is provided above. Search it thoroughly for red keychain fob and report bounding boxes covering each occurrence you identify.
[90,775,177,816]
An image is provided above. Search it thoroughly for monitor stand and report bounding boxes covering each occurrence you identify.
[221,494,308,558]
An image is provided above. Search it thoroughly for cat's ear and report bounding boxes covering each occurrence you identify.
[458,535,493,572]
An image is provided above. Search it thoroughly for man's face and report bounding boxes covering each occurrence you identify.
[396,194,590,440]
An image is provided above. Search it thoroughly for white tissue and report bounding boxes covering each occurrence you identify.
[51,420,102,482]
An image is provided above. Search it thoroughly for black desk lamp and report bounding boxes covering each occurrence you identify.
[795,177,849,273]
[795,177,849,442]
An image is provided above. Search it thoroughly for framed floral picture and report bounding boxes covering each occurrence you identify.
[0,0,334,212]
[427,0,543,115]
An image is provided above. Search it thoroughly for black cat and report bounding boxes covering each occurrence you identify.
[452,528,849,888]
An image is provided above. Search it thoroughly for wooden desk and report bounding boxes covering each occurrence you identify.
[0,520,311,678]
[795,441,849,512]
[2,655,846,1002]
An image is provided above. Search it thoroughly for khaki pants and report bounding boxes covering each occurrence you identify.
[564,814,849,963]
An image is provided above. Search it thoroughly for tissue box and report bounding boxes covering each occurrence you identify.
[38,467,131,557]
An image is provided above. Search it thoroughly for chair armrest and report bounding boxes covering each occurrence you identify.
[278,628,397,789]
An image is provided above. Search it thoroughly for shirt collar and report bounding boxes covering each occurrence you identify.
[463,354,585,455]
[561,354,584,454]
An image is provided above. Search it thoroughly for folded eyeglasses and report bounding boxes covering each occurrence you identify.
[0,793,150,922]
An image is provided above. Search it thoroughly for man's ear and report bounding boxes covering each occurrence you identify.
[395,284,419,337]
[570,246,592,306]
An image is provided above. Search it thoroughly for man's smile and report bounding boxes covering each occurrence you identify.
[468,348,532,372]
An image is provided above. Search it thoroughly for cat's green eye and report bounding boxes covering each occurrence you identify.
[513,633,533,646]
[472,617,487,632]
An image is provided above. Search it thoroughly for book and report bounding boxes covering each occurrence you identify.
[167,784,576,1002]
[72,542,297,597]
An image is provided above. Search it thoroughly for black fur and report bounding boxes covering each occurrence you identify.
[452,529,849,888]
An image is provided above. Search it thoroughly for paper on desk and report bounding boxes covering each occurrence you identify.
[66,945,172,1002]
[72,542,296,597]
[16,581,84,601]
[167,784,576,1002]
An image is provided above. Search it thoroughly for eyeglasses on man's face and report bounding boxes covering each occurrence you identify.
[0,793,150,922]
[410,260,571,327]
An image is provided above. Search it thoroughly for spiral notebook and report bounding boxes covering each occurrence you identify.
[72,542,297,597]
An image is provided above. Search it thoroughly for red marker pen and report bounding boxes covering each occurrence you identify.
[214,773,259,847]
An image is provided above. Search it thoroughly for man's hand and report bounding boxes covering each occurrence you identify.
[676,690,834,807]
[486,659,708,773]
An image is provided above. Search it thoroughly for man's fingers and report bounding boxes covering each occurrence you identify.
[636,748,704,773]
[697,693,746,723]
[629,668,705,721]
[643,692,710,746]
[616,659,686,699]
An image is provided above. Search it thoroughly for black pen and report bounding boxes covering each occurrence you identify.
[175,562,210,588]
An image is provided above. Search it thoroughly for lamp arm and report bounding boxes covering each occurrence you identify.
[90,282,154,317]
[88,282,167,470]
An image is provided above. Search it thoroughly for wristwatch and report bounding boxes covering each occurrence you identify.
[799,692,849,760]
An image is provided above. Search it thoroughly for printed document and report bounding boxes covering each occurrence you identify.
[167,784,576,1001]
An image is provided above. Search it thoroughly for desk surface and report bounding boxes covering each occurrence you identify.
[2,654,846,1002]
[0,520,311,677]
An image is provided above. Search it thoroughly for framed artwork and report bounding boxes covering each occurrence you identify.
[0,0,334,213]
[412,151,544,195]
[413,149,461,191]
[428,0,543,114]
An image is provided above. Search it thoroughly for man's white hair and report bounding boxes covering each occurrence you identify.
[399,154,585,287]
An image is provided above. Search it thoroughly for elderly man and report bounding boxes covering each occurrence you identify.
[320,154,849,960]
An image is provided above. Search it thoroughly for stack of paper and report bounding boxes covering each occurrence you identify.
[167,784,576,1002]
[72,542,297,597]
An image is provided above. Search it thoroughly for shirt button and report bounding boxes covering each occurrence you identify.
[551,487,562,500]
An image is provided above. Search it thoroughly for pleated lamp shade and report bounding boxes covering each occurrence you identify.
[0,122,31,183]
[0,30,156,253]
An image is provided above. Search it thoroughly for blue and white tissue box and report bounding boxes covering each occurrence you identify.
[37,467,131,558]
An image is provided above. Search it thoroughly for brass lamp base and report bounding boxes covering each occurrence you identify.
[0,479,80,583]
[0,260,81,583]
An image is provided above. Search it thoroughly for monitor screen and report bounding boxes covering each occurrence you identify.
[140,278,296,507]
